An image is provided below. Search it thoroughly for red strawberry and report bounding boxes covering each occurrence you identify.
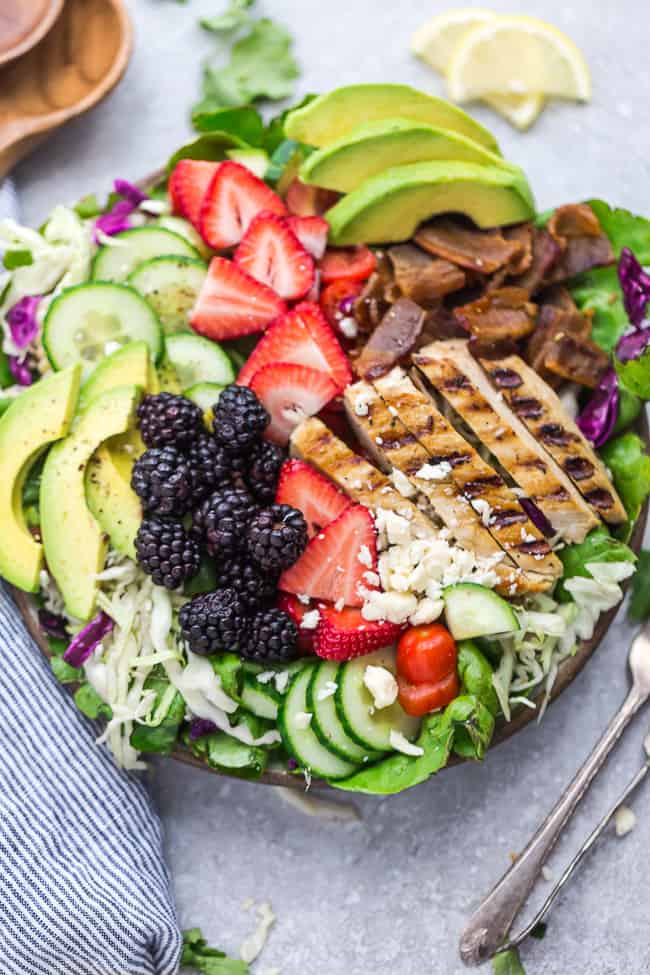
[190,257,286,341]
[285,179,339,217]
[286,215,329,260]
[277,592,316,654]
[314,605,404,662]
[234,212,315,300]
[237,301,352,390]
[249,362,338,446]
[319,246,376,284]
[169,160,220,227]
[200,161,287,250]
[279,504,377,608]
[276,459,351,538]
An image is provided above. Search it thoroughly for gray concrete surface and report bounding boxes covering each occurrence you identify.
[14,1,650,972]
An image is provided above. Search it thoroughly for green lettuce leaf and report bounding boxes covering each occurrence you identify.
[615,347,650,398]
[600,432,650,521]
[492,948,526,975]
[74,684,112,720]
[613,387,642,435]
[182,927,251,974]
[50,656,82,684]
[570,266,627,355]
[192,105,265,146]
[587,200,650,262]
[556,525,636,602]
[457,640,499,715]
[629,550,650,622]
[200,0,254,33]
[167,132,246,173]
[130,675,185,755]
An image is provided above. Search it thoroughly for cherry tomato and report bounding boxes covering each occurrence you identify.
[319,246,376,284]
[320,279,363,334]
[397,624,457,685]
[398,672,460,717]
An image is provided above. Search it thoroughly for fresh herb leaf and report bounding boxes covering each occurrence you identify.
[200,0,254,33]
[600,432,650,521]
[74,193,103,219]
[556,526,636,602]
[74,684,112,720]
[3,249,33,270]
[588,200,650,262]
[182,928,251,974]
[629,550,650,622]
[492,948,526,975]
[192,105,265,146]
[50,656,82,684]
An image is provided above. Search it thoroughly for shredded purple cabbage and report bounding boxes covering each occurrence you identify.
[9,355,32,386]
[287,757,298,770]
[189,718,217,740]
[616,326,650,363]
[339,296,355,316]
[113,178,148,208]
[93,179,149,241]
[618,247,650,328]
[63,612,114,668]
[576,366,619,448]
[38,609,68,640]
[519,498,555,538]
[7,296,40,348]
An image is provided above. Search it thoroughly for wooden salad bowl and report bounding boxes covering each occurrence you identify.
[0,0,65,68]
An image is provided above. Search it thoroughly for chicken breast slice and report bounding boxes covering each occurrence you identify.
[480,354,627,525]
[413,340,599,543]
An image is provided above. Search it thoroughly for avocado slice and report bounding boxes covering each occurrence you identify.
[86,431,144,560]
[285,84,501,155]
[78,341,151,411]
[326,161,535,246]
[0,366,81,592]
[41,384,142,620]
[300,118,513,193]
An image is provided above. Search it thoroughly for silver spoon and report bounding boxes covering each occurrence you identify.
[459,620,650,967]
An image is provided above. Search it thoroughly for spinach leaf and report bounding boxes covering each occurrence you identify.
[556,525,636,602]
[457,640,499,715]
[629,550,650,622]
[130,675,185,755]
[570,265,627,355]
[182,927,251,974]
[167,132,245,172]
[192,105,265,146]
[74,684,112,720]
[600,432,650,521]
[613,387,642,434]
[492,948,526,975]
[50,657,81,684]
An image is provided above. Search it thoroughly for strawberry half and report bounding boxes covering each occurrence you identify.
[286,215,329,260]
[249,362,338,446]
[234,212,315,300]
[200,161,287,250]
[237,301,352,390]
[277,592,316,654]
[276,459,351,538]
[313,605,404,662]
[169,160,220,227]
[190,256,286,341]
[279,504,377,608]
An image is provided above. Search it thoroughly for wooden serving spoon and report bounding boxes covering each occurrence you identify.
[0,0,132,182]
[0,0,65,68]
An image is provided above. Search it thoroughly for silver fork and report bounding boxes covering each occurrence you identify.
[459,620,650,967]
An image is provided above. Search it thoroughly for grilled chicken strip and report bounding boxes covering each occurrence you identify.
[360,371,561,582]
[480,354,627,525]
[291,416,548,596]
[413,340,599,542]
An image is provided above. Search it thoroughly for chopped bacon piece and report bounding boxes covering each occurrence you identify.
[386,244,466,304]
[454,287,538,344]
[546,203,614,282]
[355,297,425,380]
[511,228,562,294]
[414,216,525,274]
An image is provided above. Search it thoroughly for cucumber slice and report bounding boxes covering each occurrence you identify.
[43,283,163,377]
[184,382,225,412]
[335,648,420,752]
[128,256,207,335]
[91,227,200,283]
[307,661,378,763]
[165,333,235,389]
[156,215,212,259]
[443,582,520,640]
[278,666,358,779]
[241,674,280,720]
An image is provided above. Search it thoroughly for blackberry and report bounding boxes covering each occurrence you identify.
[212,384,269,450]
[247,440,286,504]
[192,486,258,555]
[187,434,246,499]
[179,588,247,656]
[241,607,298,663]
[217,555,278,609]
[247,504,307,572]
[135,517,200,589]
[131,446,194,516]
[136,392,203,448]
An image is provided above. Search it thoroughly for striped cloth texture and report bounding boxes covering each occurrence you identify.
[0,181,183,974]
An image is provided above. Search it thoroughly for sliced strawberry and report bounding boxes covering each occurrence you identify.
[200,161,287,250]
[249,362,338,446]
[319,246,376,284]
[285,179,339,217]
[279,504,377,608]
[276,459,350,537]
[314,605,404,662]
[237,301,352,390]
[190,257,286,341]
[234,212,315,300]
[286,215,329,260]
[169,160,220,227]
[277,592,316,654]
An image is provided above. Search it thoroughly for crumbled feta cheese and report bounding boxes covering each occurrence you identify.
[357,544,373,568]
[470,498,493,527]
[297,593,311,605]
[350,479,363,490]
[338,316,358,339]
[375,508,412,545]
[361,590,418,624]
[334,597,345,611]
[363,571,380,587]
[363,665,398,709]
[417,461,452,481]
[388,405,398,417]
[274,671,290,694]
[375,436,384,445]
[353,388,375,416]
[390,467,416,498]
[316,680,338,701]
[615,805,636,837]
[300,609,320,630]
[257,671,276,684]
[409,597,444,626]
[389,730,424,757]
[294,711,312,730]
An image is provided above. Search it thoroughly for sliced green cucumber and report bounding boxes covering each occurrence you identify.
[184,382,225,412]
[165,333,235,390]
[91,227,200,283]
[443,582,520,641]
[156,215,212,259]
[307,661,378,763]
[43,283,163,377]
[128,256,207,335]
[241,674,281,720]
[226,148,270,179]
[278,666,358,780]
[335,648,420,752]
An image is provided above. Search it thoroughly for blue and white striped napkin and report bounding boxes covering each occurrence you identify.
[0,180,183,975]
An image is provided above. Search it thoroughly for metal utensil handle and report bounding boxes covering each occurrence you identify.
[459,683,648,966]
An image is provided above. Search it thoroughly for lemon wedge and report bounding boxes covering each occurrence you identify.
[411,8,545,131]
[446,15,591,102]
